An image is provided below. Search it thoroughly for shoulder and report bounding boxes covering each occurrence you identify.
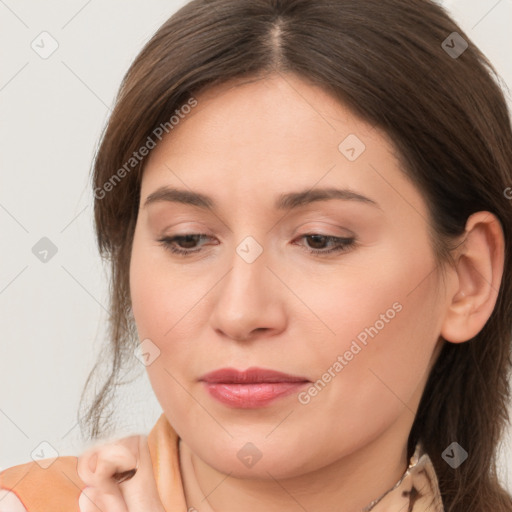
[0,414,172,512]
[0,456,86,512]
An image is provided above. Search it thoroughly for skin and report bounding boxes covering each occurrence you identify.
[74,72,504,512]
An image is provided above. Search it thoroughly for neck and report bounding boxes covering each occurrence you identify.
[179,411,413,512]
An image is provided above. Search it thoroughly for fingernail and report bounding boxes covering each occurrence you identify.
[113,468,137,484]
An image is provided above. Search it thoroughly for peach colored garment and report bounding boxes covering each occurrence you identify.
[0,413,444,511]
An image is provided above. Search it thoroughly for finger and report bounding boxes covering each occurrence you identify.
[118,435,166,512]
[77,436,141,512]
[0,489,29,512]
[78,486,103,512]
[79,486,127,512]
[77,436,140,490]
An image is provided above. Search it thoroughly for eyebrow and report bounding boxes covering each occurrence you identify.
[143,186,381,211]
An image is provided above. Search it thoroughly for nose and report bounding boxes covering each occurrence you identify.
[209,244,287,342]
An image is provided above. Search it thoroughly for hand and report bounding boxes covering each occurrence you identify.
[77,434,166,512]
[0,490,29,512]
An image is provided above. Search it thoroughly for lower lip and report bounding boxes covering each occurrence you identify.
[202,381,309,408]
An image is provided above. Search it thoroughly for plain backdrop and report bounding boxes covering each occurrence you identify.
[1,0,511,491]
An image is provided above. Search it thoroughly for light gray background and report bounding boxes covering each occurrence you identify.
[1,0,511,491]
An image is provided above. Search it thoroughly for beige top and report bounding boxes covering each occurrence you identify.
[0,413,444,511]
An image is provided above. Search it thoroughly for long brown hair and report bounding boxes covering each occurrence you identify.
[80,1,512,510]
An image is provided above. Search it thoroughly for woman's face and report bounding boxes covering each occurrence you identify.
[130,73,450,478]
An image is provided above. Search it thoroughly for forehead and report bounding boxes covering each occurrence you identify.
[139,73,426,219]
[151,72,378,154]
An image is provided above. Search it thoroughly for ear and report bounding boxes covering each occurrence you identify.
[440,211,505,343]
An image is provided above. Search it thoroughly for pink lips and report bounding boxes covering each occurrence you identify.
[199,367,310,408]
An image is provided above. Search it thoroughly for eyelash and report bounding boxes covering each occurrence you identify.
[157,233,357,257]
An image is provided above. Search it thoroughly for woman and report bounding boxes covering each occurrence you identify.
[1,0,511,510]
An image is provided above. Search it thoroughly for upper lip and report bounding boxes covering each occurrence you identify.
[199,367,310,384]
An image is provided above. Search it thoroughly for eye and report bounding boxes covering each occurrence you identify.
[157,233,357,257]
[294,234,357,255]
[157,234,213,256]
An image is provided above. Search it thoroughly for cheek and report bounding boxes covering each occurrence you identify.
[289,257,442,463]
[129,234,202,342]
[129,236,213,410]
[129,243,193,427]
[302,244,442,416]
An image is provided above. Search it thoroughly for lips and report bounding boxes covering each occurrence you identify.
[200,367,309,383]
[199,367,310,408]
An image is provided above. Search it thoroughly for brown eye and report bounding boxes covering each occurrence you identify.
[305,234,330,249]
[157,234,212,256]
[157,233,356,258]
[296,234,356,255]
[174,234,202,249]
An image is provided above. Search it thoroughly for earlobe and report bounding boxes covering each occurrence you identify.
[440,211,505,344]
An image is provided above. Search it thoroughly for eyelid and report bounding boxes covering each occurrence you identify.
[155,221,217,243]
[293,222,356,238]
